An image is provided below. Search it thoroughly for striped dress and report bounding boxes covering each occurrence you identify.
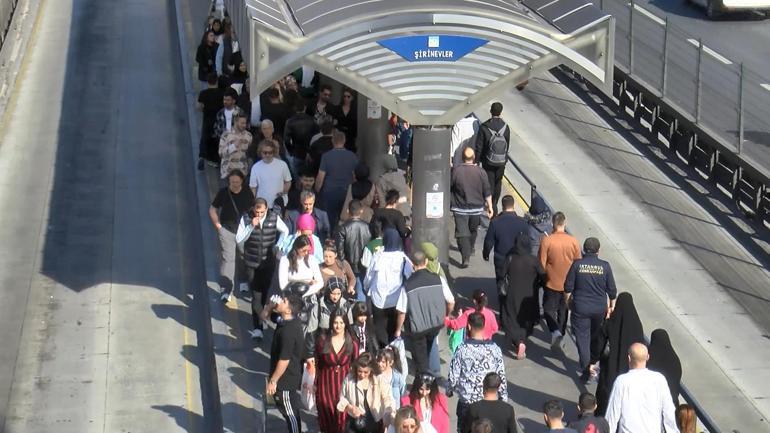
[315,336,358,433]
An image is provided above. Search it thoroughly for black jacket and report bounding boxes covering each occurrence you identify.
[336,218,371,275]
[474,117,510,167]
[195,42,218,81]
[564,253,617,315]
[287,208,331,243]
[569,413,609,433]
[283,112,317,159]
[483,211,529,259]
[371,207,410,239]
[451,164,491,211]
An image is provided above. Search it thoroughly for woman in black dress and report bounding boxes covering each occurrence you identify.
[195,30,218,87]
[502,235,546,360]
[595,292,645,415]
[648,328,682,406]
[337,88,358,153]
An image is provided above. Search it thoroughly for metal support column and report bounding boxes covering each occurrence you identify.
[411,126,452,263]
[356,96,391,180]
[695,38,703,124]
[738,63,744,155]
[629,0,635,72]
[661,17,669,97]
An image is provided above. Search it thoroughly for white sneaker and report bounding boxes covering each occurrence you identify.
[239,282,250,293]
[249,329,264,340]
[220,291,231,302]
[551,331,564,351]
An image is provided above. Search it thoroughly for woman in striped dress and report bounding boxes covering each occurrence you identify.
[315,309,358,433]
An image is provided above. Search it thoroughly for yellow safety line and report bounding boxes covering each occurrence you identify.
[503,175,530,213]
[182,300,197,433]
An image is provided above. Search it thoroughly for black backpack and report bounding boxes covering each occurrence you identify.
[484,123,509,167]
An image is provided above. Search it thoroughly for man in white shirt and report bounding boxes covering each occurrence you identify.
[250,140,292,209]
[605,343,679,433]
[451,113,479,166]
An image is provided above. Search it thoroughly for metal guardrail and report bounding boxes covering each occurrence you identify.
[593,0,769,225]
[599,0,770,170]
[0,0,20,50]
[503,155,723,433]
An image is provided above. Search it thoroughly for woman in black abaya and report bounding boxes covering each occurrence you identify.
[502,235,546,360]
[648,328,682,406]
[595,292,645,415]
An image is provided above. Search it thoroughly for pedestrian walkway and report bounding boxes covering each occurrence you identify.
[474,73,770,432]
[176,2,770,433]
[444,231,590,433]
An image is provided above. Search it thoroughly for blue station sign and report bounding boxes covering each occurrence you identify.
[378,35,489,63]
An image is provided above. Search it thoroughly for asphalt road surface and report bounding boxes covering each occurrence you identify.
[0,0,215,431]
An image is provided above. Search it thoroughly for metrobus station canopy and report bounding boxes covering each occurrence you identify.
[234,0,615,126]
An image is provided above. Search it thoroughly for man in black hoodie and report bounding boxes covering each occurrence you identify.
[475,102,511,216]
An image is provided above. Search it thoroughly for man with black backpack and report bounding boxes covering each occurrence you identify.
[475,102,511,217]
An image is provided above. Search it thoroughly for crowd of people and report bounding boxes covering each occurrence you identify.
[196,11,696,433]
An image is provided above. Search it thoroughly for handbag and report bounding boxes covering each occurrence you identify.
[346,378,377,433]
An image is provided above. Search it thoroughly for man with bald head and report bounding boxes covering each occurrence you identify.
[605,342,679,433]
[451,147,493,268]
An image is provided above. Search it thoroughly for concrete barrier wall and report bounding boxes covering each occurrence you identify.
[0,0,19,49]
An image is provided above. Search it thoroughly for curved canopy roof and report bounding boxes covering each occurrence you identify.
[239,0,615,125]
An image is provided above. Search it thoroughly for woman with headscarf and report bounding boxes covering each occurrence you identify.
[648,328,682,406]
[363,228,413,347]
[595,292,645,415]
[524,195,553,257]
[502,235,546,360]
[420,242,453,375]
[278,213,323,262]
[340,162,377,223]
[419,242,445,279]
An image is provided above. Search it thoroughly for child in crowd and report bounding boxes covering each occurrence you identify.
[350,301,379,355]
[445,289,499,340]
[377,346,406,409]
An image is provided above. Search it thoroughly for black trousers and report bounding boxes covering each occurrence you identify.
[246,261,275,330]
[456,400,470,433]
[571,310,605,372]
[543,287,568,335]
[493,255,507,329]
[408,327,440,375]
[483,164,505,216]
[453,213,481,262]
[274,389,303,433]
[371,305,399,348]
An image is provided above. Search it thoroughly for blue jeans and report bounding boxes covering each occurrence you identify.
[429,337,441,376]
[354,275,366,302]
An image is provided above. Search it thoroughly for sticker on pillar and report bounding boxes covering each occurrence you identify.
[367,100,382,119]
[378,35,488,63]
[426,192,443,219]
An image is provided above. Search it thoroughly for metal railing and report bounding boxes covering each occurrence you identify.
[503,155,723,433]
[599,0,770,169]
[0,0,20,50]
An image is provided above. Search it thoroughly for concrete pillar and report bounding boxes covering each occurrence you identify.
[411,126,452,263]
[356,95,391,180]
